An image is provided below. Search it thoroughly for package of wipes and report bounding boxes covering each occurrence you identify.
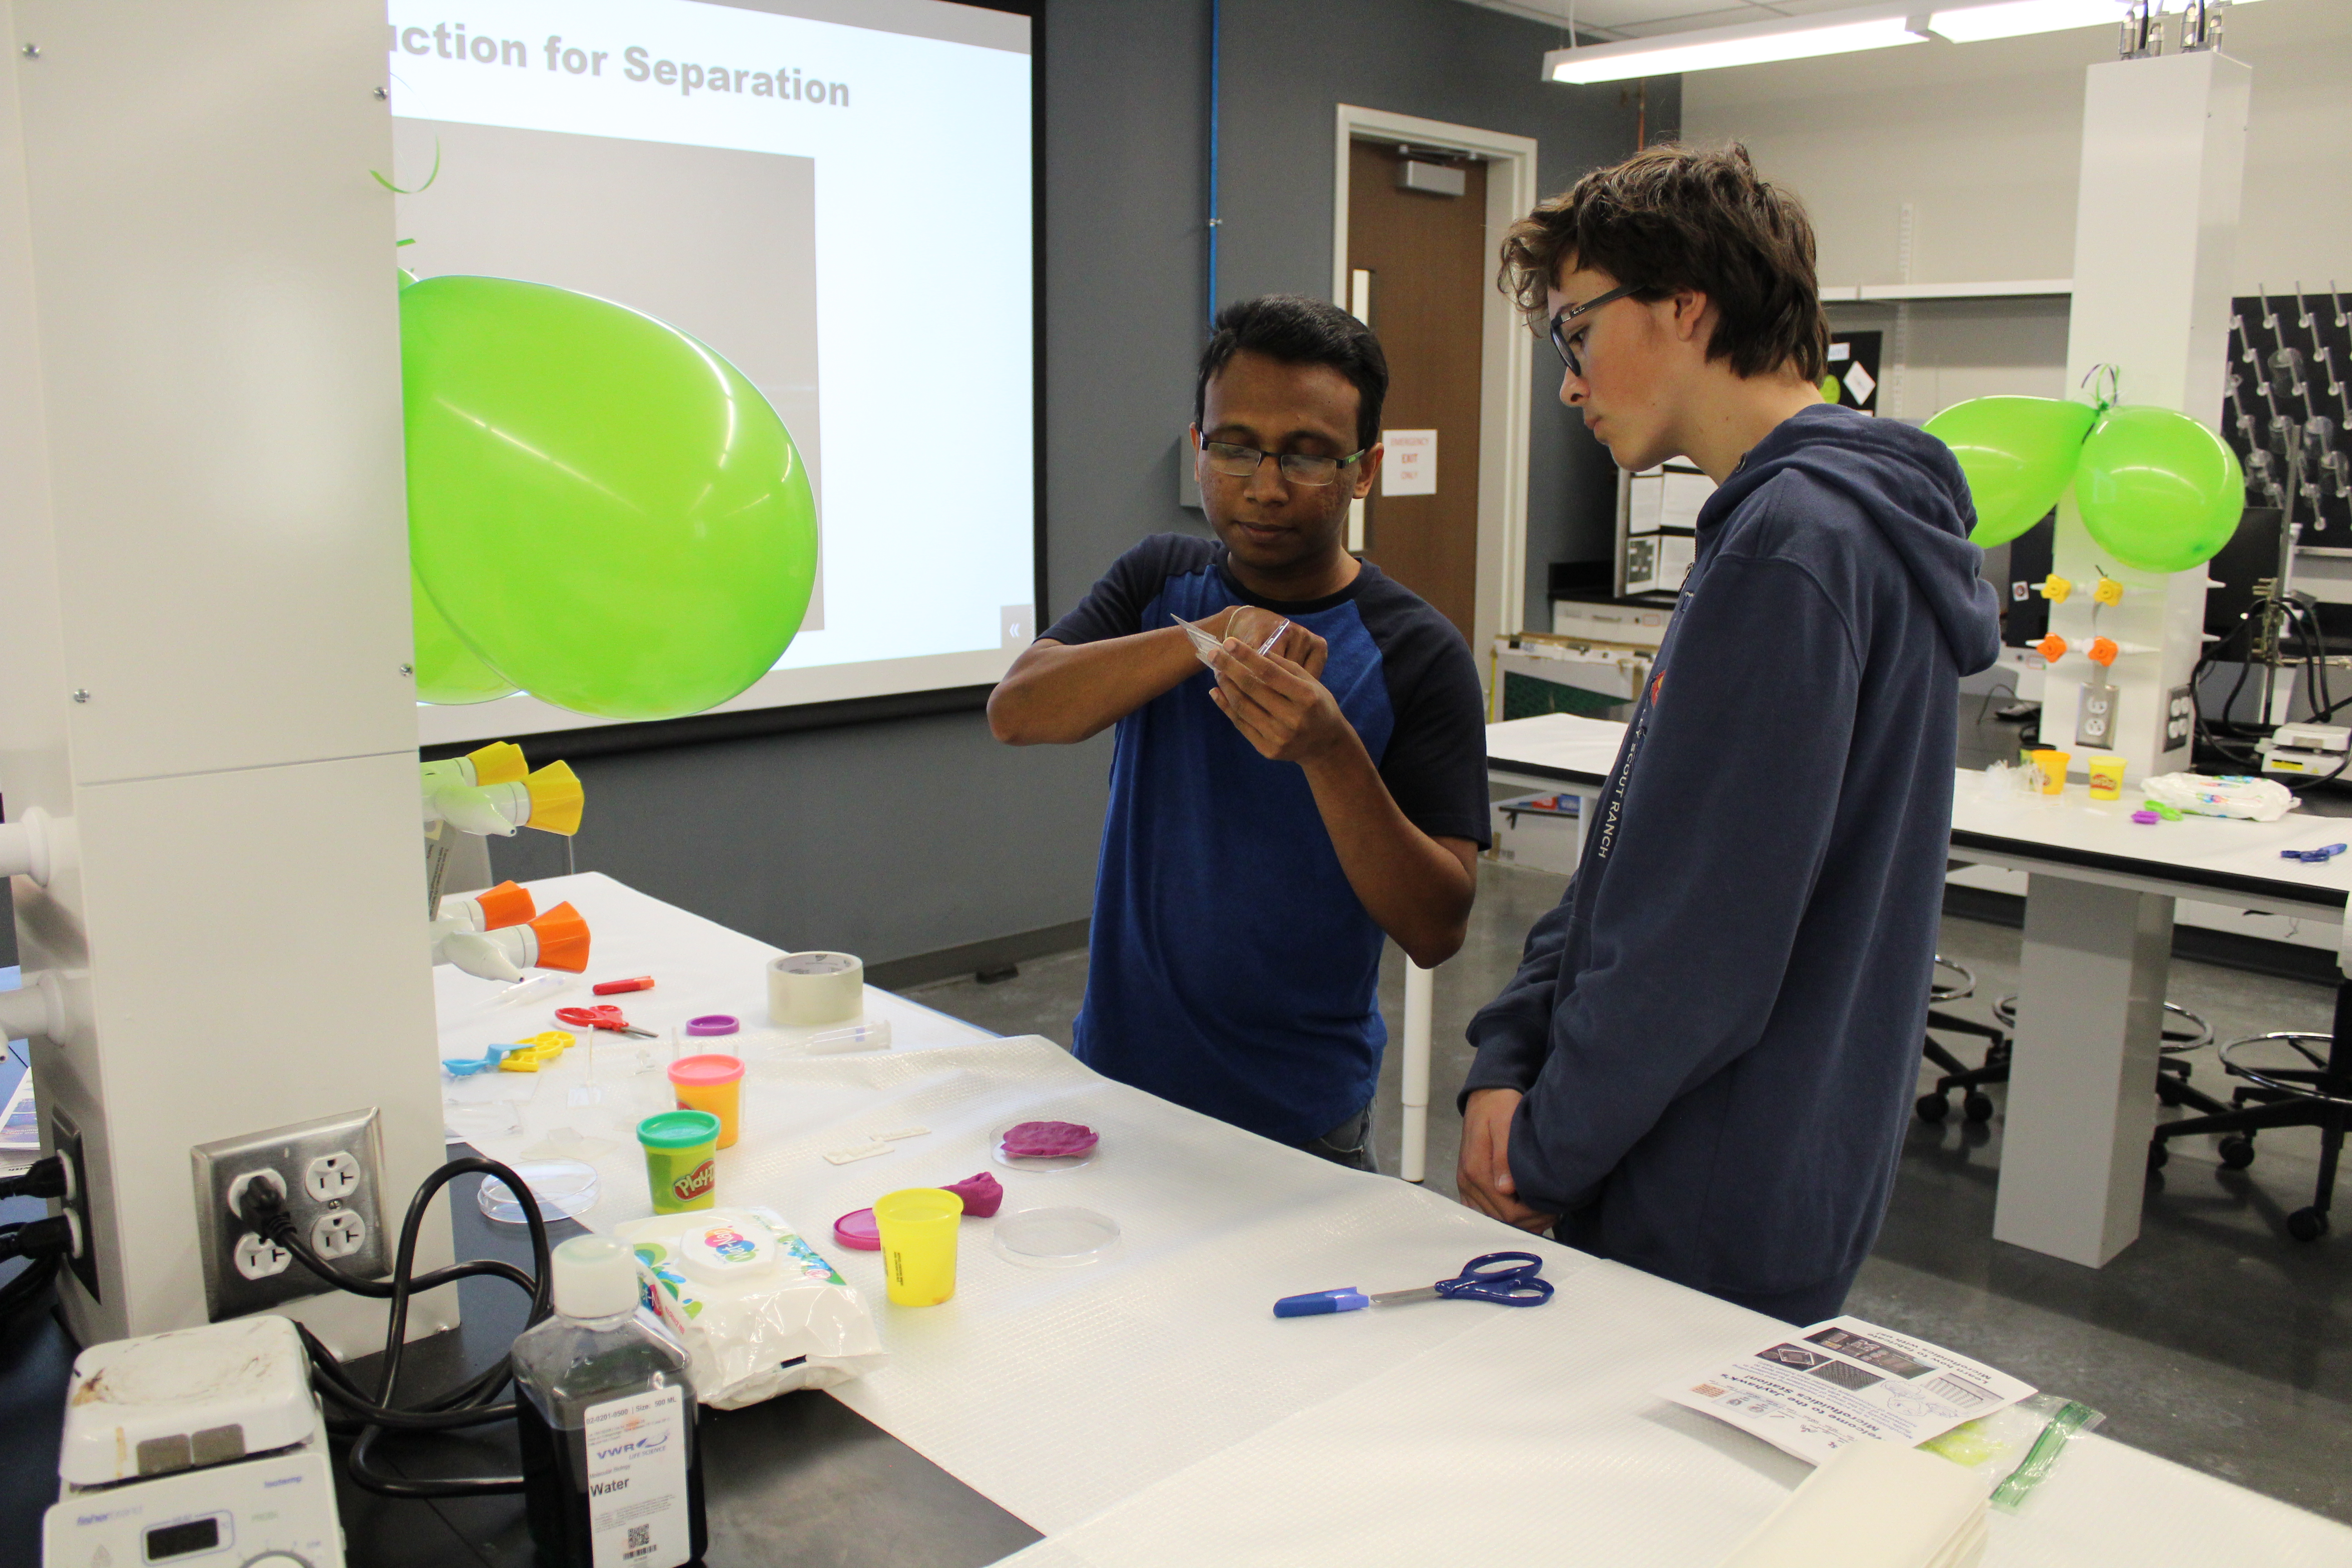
[616,1205,886,1409]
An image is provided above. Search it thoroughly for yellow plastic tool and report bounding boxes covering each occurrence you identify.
[496,1029,578,1072]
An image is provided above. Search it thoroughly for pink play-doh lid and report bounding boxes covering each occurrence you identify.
[833,1208,882,1250]
[667,1053,745,1088]
[685,1014,740,1036]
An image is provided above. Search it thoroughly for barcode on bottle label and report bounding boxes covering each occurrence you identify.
[585,1384,691,1568]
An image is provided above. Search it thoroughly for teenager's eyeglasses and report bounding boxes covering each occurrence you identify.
[1200,441,1367,487]
[1548,283,1643,376]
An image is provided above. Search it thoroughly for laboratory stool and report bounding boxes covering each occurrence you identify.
[1916,973,2211,1125]
[2148,978,2352,1242]
[1916,957,2010,1124]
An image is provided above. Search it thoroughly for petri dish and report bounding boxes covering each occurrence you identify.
[993,1206,1120,1269]
[477,1159,600,1224]
[989,1118,1100,1173]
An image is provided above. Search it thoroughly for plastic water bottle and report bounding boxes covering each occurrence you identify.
[512,1235,708,1567]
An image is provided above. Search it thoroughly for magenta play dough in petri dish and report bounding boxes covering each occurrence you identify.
[1003,1121,1098,1158]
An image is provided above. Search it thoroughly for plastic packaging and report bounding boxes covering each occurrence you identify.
[617,1205,887,1409]
[510,1236,707,1568]
[1918,1391,2105,1513]
[1174,608,1290,668]
[2141,771,2296,821]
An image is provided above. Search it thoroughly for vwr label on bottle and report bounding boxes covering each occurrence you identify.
[585,1384,691,1568]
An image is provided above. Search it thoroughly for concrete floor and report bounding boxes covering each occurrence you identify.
[902,860,2352,1526]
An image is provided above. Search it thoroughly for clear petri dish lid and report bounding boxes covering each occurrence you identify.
[478,1159,600,1224]
[992,1206,1120,1269]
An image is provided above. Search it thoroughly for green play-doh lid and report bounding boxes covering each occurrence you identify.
[637,1109,721,1150]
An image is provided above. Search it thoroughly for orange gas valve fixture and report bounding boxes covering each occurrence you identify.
[2035,634,2068,663]
[2088,636,2120,666]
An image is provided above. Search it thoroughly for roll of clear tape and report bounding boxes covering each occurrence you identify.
[768,951,864,1027]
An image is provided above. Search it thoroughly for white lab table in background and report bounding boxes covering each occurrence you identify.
[1484,714,2352,1269]
[426,872,2349,1566]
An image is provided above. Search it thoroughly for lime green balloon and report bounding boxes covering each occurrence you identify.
[2075,405,2245,574]
[402,274,817,721]
[1923,396,2097,547]
[411,571,519,705]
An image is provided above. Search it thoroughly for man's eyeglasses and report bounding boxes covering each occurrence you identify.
[1199,440,1367,487]
[1547,282,1643,377]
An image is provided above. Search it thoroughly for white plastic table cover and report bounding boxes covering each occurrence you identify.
[434,874,2352,1564]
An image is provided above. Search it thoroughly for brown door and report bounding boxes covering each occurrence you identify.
[1347,140,1485,640]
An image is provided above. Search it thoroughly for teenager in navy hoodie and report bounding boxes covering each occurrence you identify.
[1459,145,2002,1323]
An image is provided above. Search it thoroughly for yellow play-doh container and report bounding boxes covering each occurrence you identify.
[667,1054,745,1149]
[873,1186,965,1307]
[2030,749,2069,795]
[2086,755,2127,801]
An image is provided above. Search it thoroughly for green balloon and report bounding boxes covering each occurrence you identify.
[1922,396,2097,547]
[411,571,519,705]
[2075,405,2245,574]
[402,275,817,720]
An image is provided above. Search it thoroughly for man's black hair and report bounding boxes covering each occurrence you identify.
[1193,294,1388,454]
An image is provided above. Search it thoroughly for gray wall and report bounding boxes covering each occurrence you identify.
[0,3,1674,980]
[1215,0,1675,627]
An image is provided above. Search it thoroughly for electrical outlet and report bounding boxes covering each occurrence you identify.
[49,1108,97,1303]
[191,1108,388,1320]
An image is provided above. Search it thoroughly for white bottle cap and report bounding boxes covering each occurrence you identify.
[552,1234,641,1320]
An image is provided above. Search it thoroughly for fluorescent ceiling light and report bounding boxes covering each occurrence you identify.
[1931,0,2262,44]
[1544,12,1930,85]
[1927,0,2127,43]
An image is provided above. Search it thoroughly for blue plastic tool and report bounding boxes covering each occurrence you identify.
[2280,843,2348,864]
[1273,1250,1554,1318]
[440,1044,513,1077]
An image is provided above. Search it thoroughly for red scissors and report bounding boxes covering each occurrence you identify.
[554,1004,657,1039]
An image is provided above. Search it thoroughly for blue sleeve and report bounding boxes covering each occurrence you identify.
[1042,535,1208,647]
[1505,553,1862,1215]
[1459,886,1577,1101]
[1375,627,1493,847]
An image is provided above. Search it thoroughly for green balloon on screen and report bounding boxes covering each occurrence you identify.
[411,571,519,705]
[1922,396,2097,548]
[402,275,818,720]
[2075,405,2245,574]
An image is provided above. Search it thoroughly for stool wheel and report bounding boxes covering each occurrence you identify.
[1962,1092,1996,1123]
[2288,1207,2330,1242]
[2217,1135,2258,1170]
[2147,1140,2170,1171]
[1915,1093,1950,1123]
[1929,956,1975,1004]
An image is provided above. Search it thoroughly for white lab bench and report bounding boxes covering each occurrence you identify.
[1484,713,2352,1269]
[424,871,2349,1567]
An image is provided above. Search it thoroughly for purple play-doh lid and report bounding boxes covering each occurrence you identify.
[685,1014,740,1037]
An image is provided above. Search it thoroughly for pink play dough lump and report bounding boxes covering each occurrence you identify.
[1002,1120,1098,1159]
[943,1171,1005,1218]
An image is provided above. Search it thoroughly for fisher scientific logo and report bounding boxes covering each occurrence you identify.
[389,20,853,107]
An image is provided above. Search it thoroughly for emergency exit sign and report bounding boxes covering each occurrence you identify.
[1382,429,1436,496]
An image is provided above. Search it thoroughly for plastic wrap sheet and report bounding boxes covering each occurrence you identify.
[1001,1257,2352,1568]
[730,1038,1600,1532]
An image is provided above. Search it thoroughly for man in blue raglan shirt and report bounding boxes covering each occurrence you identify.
[989,295,1490,1169]
[1458,145,2001,1322]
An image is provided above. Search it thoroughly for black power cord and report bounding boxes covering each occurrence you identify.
[237,1156,555,1499]
[0,1154,67,1203]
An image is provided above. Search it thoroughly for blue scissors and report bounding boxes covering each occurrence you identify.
[1273,1251,1554,1317]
